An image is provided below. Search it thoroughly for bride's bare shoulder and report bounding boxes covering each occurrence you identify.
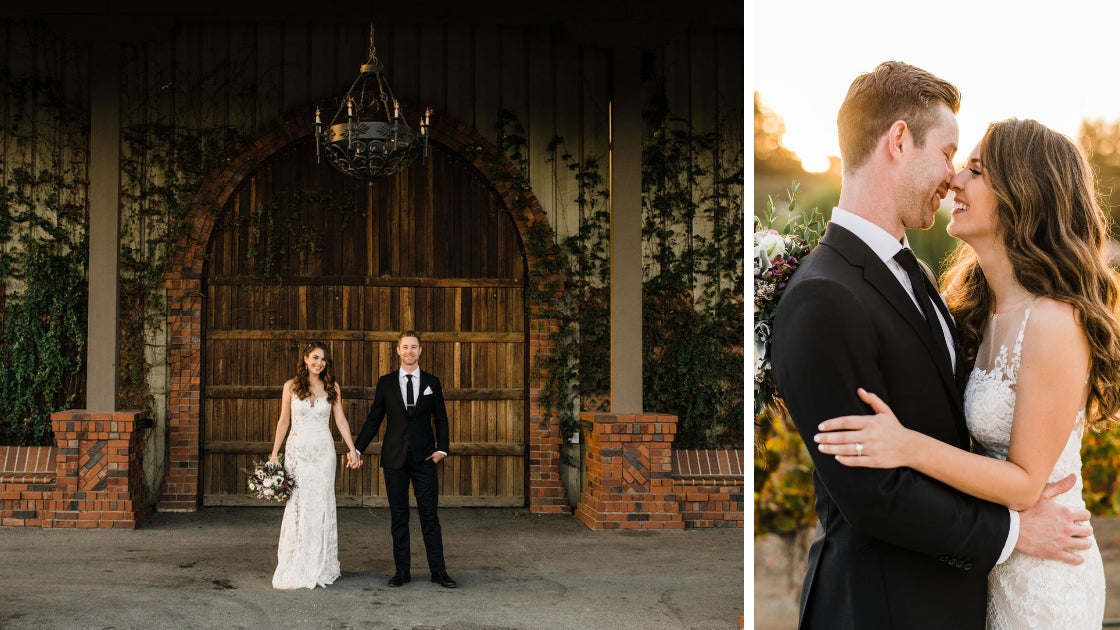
[1028,297,1079,329]
[1023,297,1088,355]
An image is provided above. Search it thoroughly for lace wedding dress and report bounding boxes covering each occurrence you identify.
[964,298,1105,628]
[272,394,341,589]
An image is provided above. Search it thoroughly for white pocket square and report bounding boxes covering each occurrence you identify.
[423,386,433,395]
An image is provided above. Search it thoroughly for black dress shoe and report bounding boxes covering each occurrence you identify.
[431,571,457,588]
[388,572,411,587]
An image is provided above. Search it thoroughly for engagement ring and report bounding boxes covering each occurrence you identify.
[855,442,863,457]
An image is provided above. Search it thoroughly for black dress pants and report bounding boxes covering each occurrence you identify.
[384,450,445,574]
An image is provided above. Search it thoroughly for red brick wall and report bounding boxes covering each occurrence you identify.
[0,446,57,526]
[675,481,745,528]
[0,411,152,529]
[49,410,152,528]
[672,449,744,528]
[575,413,743,529]
[575,412,685,530]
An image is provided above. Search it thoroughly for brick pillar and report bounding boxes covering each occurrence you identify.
[575,412,684,530]
[527,297,572,514]
[159,275,203,511]
[47,410,152,528]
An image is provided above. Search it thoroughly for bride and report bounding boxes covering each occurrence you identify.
[816,119,1119,628]
[268,341,360,589]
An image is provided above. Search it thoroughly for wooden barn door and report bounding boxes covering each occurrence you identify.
[201,136,527,507]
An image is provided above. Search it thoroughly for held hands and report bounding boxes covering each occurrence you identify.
[1016,474,1093,565]
[346,450,362,469]
[814,388,915,468]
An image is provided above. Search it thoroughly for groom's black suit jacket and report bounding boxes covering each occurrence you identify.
[354,369,450,468]
[771,225,1010,630]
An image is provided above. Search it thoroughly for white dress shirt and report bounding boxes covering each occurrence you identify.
[829,209,955,371]
[829,208,1018,564]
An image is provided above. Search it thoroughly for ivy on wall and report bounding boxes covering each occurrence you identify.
[641,93,744,449]
[475,102,744,449]
[118,125,244,409]
[0,71,89,445]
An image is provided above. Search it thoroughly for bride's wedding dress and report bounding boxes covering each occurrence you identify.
[964,298,1105,628]
[272,394,341,589]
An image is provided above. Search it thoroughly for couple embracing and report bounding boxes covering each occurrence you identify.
[772,61,1118,628]
[267,331,456,591]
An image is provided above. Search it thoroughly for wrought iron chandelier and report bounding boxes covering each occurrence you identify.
[314,24,432,179]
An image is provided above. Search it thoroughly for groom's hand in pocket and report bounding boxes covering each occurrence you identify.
[1015,473,1093,565]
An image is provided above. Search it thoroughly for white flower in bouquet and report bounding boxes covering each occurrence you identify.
[754,229,786,270]
[243,456,296,502]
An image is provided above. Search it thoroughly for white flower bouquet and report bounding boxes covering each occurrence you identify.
[245,457,296,502]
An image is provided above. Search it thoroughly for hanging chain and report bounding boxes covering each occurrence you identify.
[367,23,377,63]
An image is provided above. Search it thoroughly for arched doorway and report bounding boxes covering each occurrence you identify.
[201,136,525,506]
[160,109,570,513]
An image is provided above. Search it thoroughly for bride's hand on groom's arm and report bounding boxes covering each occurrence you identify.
[814,388,919,469]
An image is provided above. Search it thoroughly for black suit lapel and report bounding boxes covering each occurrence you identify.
[823,226,963,416]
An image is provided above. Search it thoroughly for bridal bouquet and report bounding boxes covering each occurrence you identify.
[245,457,296,502]
[754,186,824,417]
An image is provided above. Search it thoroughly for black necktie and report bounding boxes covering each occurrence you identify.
[405,374,415,411]
[893,248,951,366]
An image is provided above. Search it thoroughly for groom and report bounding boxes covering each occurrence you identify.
[770,61,1092,629]
[350,330,456,589]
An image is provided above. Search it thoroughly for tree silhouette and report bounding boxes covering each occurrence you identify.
[754,92,802,176]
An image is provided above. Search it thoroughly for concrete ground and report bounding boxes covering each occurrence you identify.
[0,507,745,630]
[753,515,1120,629]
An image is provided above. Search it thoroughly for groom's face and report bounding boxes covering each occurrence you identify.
[897,103,958,231]
[397,336,421,369]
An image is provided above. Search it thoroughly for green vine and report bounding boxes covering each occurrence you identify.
[641,93,744,448]
[215,187,358,355]
[463,111,572,435]
[471,102,744,448]
[0,69,89,445]
[118,125,244,409]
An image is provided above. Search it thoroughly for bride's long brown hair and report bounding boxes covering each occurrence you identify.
[941,118,1120,430]
[292,341,339,405]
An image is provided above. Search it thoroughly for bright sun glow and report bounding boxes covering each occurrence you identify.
[755,0,1120,175]
[798,154,832,175]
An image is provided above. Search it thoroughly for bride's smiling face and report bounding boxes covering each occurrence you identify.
[304,349,326,376]
[947,142,1000,245]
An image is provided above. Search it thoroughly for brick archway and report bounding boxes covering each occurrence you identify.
[159,106,568,514]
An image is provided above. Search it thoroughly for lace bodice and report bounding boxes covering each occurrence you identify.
[962,297,1104,628]
[272,393,341,589]
[964,300,1087,506]
[287,395,333,445]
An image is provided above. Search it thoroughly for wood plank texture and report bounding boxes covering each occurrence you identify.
[203,136,528,507]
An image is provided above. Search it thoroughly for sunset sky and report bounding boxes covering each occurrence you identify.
[754,0,1120,172]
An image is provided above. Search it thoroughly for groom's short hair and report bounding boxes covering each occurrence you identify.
[399,330,421,344]
[837,61,960,174]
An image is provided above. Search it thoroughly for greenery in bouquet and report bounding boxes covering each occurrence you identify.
[753,184,824,418]
[245,456,296,502]
[753,184,825,538]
